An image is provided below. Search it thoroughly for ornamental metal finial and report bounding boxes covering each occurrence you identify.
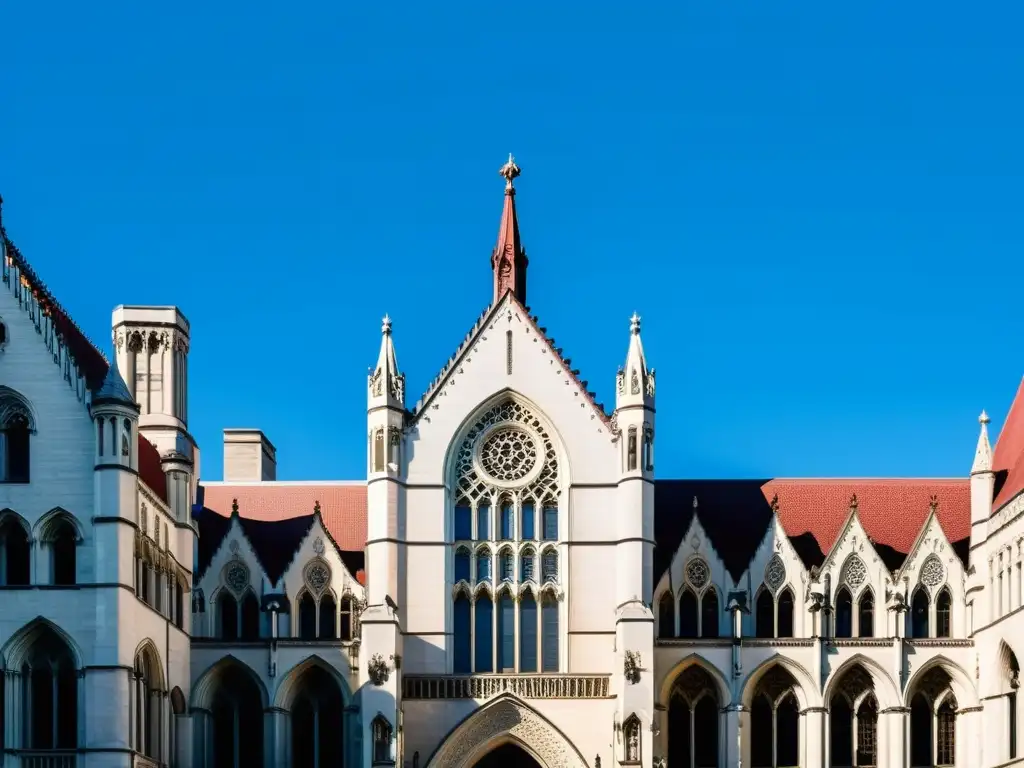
[930,494,939,513]
[850,493,859,511]
[499,153,521,190]
[979,410,990,425]
[313,499,321,517]
[630,312,641,335]
[381,314,392,335]
[231,498,239,517]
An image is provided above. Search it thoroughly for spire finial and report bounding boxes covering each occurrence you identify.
[499,153,521,191]
[231,498,239,517]
[630,313,641,335]
[980,410,990,425]
[770,493,780,513]
[929,494,939,513]
[381,314,392,335]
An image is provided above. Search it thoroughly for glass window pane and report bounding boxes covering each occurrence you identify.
[477,505,489,540]
[474,597,493,673]
[454,505,471,541]
[522,503,535,540]
[519,594,538,672]
[543,507,558,540]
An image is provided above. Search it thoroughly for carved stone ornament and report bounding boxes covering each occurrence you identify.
[920,554,945,588]
[630,368,640,395]
[841,554,867,590]
[224,559,249,595]
[685,558,710,590]
[229,540,239,554]
[623,650,643,685]
[304,559,331,595]
[368,654,391,686]
[616,368,625,395]
[478,426,539,484]
[765,554,787,592]
[423,695,589,768]
[312,536,325,555]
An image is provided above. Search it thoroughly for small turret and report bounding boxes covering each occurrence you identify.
[368,315,405,414]
[92,364,140,471]
[616,313,655,412]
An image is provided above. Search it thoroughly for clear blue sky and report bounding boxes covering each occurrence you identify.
[3,2,1022,481]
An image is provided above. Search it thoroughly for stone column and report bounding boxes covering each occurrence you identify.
[883,707,907,767]
[267,708,289,768]
[802,708,825,768]
[5,670,22,751]
[725,705,743,768]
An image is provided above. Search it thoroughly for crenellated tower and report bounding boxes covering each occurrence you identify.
[613,313,657,768]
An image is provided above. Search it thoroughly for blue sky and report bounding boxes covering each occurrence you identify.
[3,2,1022,480]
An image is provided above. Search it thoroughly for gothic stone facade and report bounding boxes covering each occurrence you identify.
[1,162,1023,768]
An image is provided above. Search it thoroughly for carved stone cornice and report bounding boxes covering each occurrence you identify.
[403,674,611,700]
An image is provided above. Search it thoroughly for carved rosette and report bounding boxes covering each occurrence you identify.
[223,559,250,595]
[304,559,331,595]
[765,554,787,592]
[919,554,945,588]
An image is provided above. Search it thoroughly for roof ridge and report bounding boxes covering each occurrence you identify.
[1,220,111,394]
[409,303,494,419]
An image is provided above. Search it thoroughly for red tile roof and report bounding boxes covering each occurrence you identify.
[202,483,368,551]
[993,377,1024,510]
[763,478,970,562]
[138,437,168,501]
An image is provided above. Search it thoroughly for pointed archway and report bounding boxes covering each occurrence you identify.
[424,694,588,768]
[474,742,543,767]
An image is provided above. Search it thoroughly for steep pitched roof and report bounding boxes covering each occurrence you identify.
[1,202,168,502]
[993,377,1024,510]
[201,482,367,551]
[654,478,970,582]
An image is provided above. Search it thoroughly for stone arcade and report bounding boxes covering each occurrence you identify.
[0,161,1023,767]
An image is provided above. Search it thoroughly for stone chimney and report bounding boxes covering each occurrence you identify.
[223,429,277,482]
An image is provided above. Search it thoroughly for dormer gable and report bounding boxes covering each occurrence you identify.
[897,500,966,639]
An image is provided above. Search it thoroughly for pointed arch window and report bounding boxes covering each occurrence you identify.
[474,594,494,673]
[541,592,559,672]
[499,550,515,582]
[500,501,514,540]
[858,591,875,638]
[751,667,799,768]
[521,502,535,540]
[667,666,720,768]
[756,590,775,638]
[47,515,78,586]
[240,591,260,640]
[453,593,471,673]
[476,547,491,582]
[372,715,394,764]
[218,591,239,641]
[936,587,952,638]
[19,624,79,751]
[541,550,558,583]
[454,547,471,583]
[910,668,957,767]
[777,589,794,638]
[910,588,929,638]
[626,427,638,471]
[679,589,699,638]
[701,588,720,638]
[519,592,538,672]
[297,593,317,640]
[520,548,535,582]
[0,388,33,483]
[497,592,515,672]
[835,586,853,638]
[318,593,337,640]
[0,514,30,586]
[134,645,166,759]
[658,592,675,639]
[622,713,642,763]
[339,595,354,641]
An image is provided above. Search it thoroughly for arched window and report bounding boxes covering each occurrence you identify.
[909,667,957,767]
[454,503,471,541]
[828,665,878,767]
[541,592,559,672]
[701,589,720,638]
[910,588,929,638]
[679,589,699,638]
[339,595,354,640]
[476,547,491,582]
[319,593,337,640]
[627,427,638,471]
[755,589,774,638]
[453,592,472,673]
[858,591,875,638]
[777,589,794,638]
[1004,645,1020,761]
[0,388,33,483]
[0,513,30,585]
[519,591,538,673]
[667,665,720,768]
[134,644,165,760]
[448,400,563,678]
[240,591,260,640]
[835,586,853,638]
[936,587,952,638]
[474,592,494,673]
[658,592,675,639]
[48,516,78,586]
[297,592,317,640]
[497,591,515,672]
[454,547,471,583]
[18,622,79,750]
[218,591,239,641]
[372,715,393,764]
[290,665,343,768]
[750,666,799,768]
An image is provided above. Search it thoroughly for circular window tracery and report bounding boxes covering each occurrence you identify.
[685,558,710,590]
[478,427,538,483]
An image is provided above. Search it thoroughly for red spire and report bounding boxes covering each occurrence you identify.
[492,154,528,305]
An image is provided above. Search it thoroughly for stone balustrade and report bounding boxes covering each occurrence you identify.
[402,673,611,700]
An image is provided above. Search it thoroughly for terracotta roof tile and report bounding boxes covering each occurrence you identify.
[138,437,168,502]
[201,483,367,551]
[993,377,1024,510]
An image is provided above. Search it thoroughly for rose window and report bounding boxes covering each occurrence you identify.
[765,554,787,592]
[685,558,710,590]
[479,428,538,483]
[920,555,945,588]
[842,554,867,590]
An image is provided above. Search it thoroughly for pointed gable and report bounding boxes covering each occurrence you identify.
[654,478,970,583]
[993,377,1024,510]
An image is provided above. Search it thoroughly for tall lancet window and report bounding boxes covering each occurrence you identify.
[450,399,562,675]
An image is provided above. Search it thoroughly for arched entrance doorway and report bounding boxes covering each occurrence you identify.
[474,742,542,767]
